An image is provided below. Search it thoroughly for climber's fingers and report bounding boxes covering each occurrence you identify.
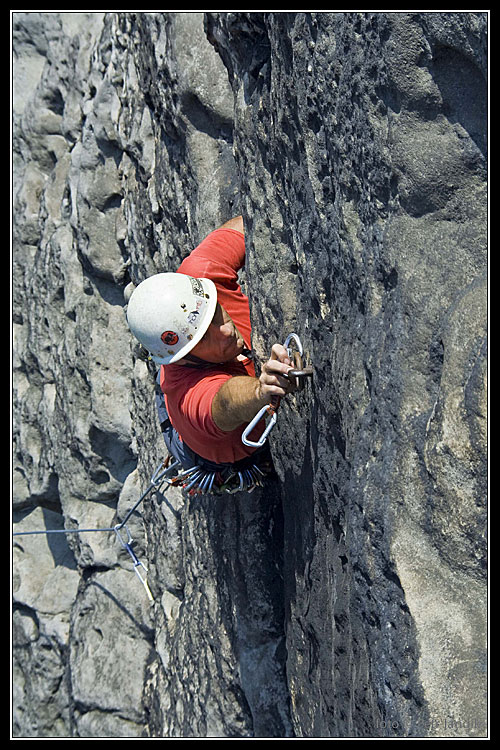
[259,344,296,397]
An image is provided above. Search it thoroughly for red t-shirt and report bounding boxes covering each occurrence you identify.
[159,228,263,464]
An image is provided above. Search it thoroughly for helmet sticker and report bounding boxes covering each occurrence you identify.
[161,331,179,346]
[189,277,205,298]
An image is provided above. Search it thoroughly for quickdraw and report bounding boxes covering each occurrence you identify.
[13,459,184,603]
[242,333,313,448]
[13,336,312,601]
[114,524,154,602]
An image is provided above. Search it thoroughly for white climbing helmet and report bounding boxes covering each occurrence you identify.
[126,272,217,364]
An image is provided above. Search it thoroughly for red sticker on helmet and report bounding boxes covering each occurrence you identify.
[161,331,179,346]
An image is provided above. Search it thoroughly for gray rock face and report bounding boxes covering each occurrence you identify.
[13,11,487,739]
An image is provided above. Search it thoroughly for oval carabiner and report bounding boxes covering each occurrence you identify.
[283,332,303,359]
[242,333,308,448]
[241,400,279,448]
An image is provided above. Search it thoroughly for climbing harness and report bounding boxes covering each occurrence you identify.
[154,368,274,497]
[13,459,183,602]
[242,333,313,448]
[165,458,271,496]
[13,334,310,599]
[12,453,272,601]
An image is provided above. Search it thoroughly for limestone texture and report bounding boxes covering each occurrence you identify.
[13,12,487,738]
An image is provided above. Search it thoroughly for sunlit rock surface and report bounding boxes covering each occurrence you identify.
[13,12,487,738]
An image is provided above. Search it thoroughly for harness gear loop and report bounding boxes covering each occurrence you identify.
[241,333,311,448]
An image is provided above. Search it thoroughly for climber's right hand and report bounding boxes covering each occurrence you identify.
[258,344,297,400]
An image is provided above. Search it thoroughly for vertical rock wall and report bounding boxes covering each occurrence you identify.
[13,11,291,738]
[13,11,487,739]
[206,11,487,737]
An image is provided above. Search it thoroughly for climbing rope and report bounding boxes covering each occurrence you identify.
[12,459,182,602]
[13,333,313,599]
[12,453,272,601]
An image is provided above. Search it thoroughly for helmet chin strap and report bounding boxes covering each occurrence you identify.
[181,353,220,368]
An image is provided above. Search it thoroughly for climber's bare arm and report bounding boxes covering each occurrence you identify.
[212,344,294,432]
[218,215,244,235]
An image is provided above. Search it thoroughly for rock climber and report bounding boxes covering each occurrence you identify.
[125,215,296,494]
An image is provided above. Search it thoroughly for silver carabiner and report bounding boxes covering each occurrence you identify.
[199,471,214,494]
[241,402,278,448]
[184,469,205,492]
[114,525,154,603]
[284,333,303,359]
[242,333,304,448]
[151,459,182,487]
